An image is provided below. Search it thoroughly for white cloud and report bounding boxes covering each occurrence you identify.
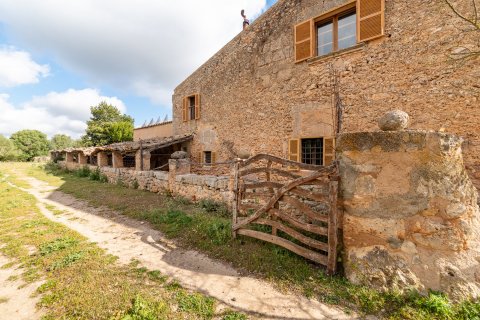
[0,46,49,87]
[0,89,126,138]
[0,0,267,105]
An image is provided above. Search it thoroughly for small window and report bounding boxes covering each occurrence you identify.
[204,151,212,165]
[316,9,356,56]
[301,138,323,165]
[188,96,196,120]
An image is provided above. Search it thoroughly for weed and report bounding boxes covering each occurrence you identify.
[147,270,167,282]
[222,310,248,320]
[132,179,139,189]
[416,291,453,318]
[49,251,84,270]
[74,166,91,178]
[165,280,182,291]
[199,199,230,218]
[37,280,57,294]
[0,297,8,304]
[122,294,169,320]
[205,220,231,245]
[176,291,215,319]
[40,237,78,256]
[88,167,102,181]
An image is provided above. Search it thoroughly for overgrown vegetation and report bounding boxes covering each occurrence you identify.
[0,164,251,319]
[5,162,480,319]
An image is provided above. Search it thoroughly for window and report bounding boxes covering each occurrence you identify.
[204,151,212,165]
[301,138,324,165]
[183,94,200,121]
[293,0,385,63]
[288,137,335,166]
[316,10,356,56]
[188,96,196,120]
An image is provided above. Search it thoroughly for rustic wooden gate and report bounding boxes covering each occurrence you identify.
[232,154,339,274]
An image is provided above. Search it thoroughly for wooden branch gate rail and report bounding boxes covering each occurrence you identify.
[232,154,339,275]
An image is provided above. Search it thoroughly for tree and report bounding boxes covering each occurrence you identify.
[0,135,21,161]
[10,130,50,161]
[50,134,75,150]
[443,0,479,61]
[81,101,134,146]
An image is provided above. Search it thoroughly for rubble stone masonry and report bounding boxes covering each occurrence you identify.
[172,0,480,188]
[338,130,480,299]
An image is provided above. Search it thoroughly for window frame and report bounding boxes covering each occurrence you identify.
[300,137,324,166]
[188,96,196,120]
[313,2,357,57]
[203,151,212,165]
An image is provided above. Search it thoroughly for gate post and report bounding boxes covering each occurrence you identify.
[327,177,339,275]
[231,161,240,239]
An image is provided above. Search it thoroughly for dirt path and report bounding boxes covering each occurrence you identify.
[0,254,44,320]
[15,173,354,320]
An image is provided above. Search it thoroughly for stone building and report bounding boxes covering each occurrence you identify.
[133,121,173,141]
[172,0,479,187]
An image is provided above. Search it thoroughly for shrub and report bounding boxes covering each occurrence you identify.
[205,220,231,245]
[74,166,91,178]
[199,199,230,218]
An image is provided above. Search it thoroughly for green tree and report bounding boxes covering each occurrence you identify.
[50,134,75,150]
[0,135,21,161]
[10,130,50,161]
[81,101,134,146]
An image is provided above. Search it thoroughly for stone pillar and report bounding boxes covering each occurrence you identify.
[337,130,480,300]
[112,151,123,168]
[78,153,87,165]
[66,152,74,163]
[168,159,191,194]
[135,150,151,171]
[97,152,108,167]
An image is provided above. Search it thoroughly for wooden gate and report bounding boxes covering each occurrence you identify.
[232,154,339,274]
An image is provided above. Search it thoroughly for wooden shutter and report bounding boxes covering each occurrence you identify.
[288,139,300,162]
[357,0,385,42]
[182,97,188,122]
[211,152,216,164]
[323,138,335,166]
[294,20,313,63]
[198,151,203,164]
[194,94,201,120]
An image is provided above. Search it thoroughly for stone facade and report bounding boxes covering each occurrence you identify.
[172,0,479,187]
[337,130,480,299]
[58,161,232,204]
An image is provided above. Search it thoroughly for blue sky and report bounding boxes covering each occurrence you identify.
[0,0,276,138]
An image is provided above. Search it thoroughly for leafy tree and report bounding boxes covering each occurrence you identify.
[50,134,75,150]
[81,101,134,146]
[0,135,21,161]
[10,130,50,161]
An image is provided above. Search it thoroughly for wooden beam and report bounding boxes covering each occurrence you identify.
[270,208,328,236]
[237,229,328,266]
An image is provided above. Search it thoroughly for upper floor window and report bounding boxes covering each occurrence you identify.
[294,0,385,63]
[317,10,356,56]
[183,94,200,121]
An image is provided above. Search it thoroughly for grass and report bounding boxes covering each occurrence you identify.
[0,165,251,319]
[5,162,480,319]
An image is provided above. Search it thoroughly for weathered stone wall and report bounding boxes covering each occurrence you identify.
[337,130,480,299]
[173,0,480,188]
[57,162,232,204]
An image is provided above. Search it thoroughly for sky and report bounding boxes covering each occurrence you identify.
[0,0,277,138]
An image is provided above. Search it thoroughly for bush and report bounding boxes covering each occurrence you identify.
[74,166,91,178]
[88,167,108,183]
[199,199,230,218]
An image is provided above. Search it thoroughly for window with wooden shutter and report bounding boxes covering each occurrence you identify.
[323,137,335,166]
[294,20,313,63]
[194,94,201,120]
[357,0,384,42]
[288,139,300,162]
[182,97,187,122]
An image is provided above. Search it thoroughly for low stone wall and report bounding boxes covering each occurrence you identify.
[57,161,232,204]
[337,130,480,300]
